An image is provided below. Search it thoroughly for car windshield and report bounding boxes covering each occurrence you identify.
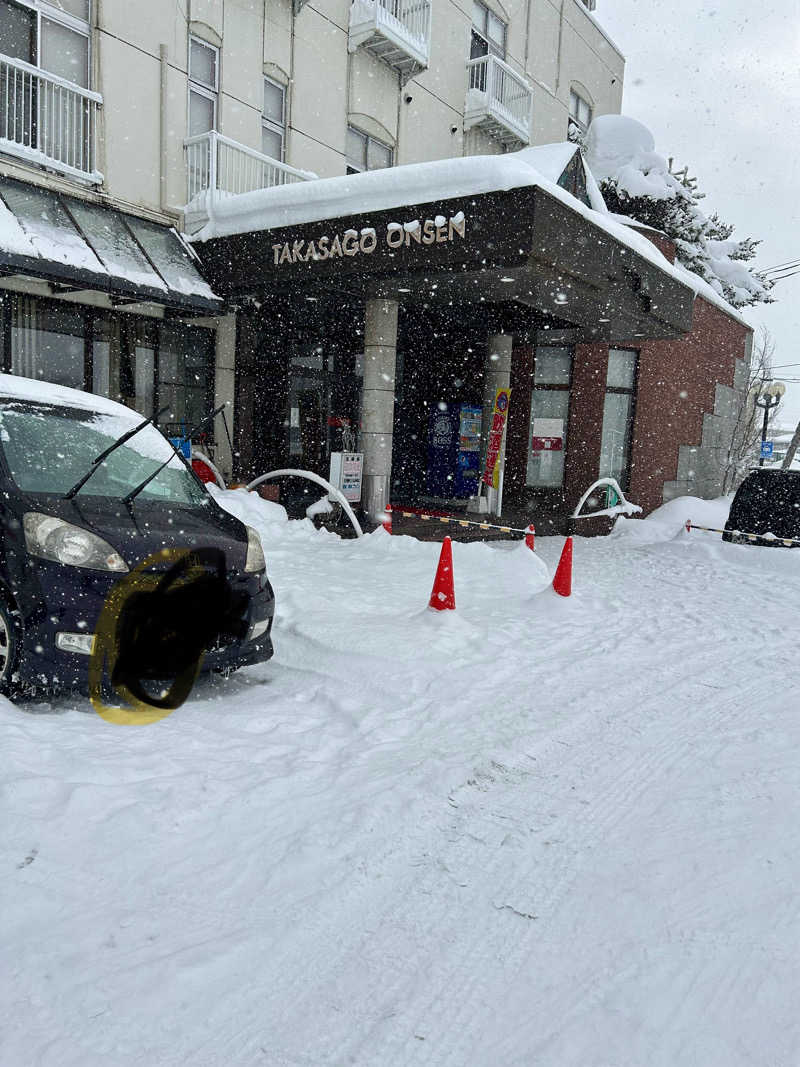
[0,399,208,505]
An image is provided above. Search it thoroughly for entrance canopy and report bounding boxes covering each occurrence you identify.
[193,144,696,342]
[0,178,222,315]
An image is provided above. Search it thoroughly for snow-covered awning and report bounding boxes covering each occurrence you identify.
[0,178,222,315]
[194,143,698,342]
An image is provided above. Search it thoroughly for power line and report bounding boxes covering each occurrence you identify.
[759,257,800,273]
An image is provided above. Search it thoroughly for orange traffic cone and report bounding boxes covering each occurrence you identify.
[382,504,393,534]
[428,536,456,611]
[552,537,573,597]
[525,524,536,552]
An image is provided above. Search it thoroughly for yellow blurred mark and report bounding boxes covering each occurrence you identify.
[88,548,206,725]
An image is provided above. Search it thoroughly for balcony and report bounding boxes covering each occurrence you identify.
[184,131,316,234]
[0,53,103,184]
[464,54,532,147]
[348,0,432,79]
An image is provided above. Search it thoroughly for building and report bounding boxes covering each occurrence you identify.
[0,0,750,528]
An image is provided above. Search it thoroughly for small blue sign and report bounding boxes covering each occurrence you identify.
[170,437,192,460]
[760,440,774,459]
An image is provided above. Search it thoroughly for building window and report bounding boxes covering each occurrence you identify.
[599,348,638,491]
[7,293,88,390]
[0,0,92,87]
[526,346,572,489]
[158,322,216,438]
[188,35,218,137]
[471,0,506,60]
[0,0,93,172]
[262,78,286,161]
[346,126,392,175]
[568,89,593,137]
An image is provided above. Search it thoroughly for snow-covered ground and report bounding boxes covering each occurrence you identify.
[3,492,800,1066]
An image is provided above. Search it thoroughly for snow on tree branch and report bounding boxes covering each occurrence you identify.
[585,116,774,309]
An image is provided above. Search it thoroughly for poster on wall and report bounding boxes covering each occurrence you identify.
[482,388,511,489]
[531,417,564,453]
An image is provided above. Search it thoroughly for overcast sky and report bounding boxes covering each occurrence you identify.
[597,0,800,428]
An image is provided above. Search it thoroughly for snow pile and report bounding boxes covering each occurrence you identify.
[208,485,290,530]
[585,115,772,310]
[585,115,680,200]
[612,493,732,544]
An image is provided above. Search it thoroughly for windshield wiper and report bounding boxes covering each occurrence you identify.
[64,405,171,500]
[122,404,227,506]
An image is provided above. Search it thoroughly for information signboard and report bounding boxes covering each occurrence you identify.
[329,452,364,502]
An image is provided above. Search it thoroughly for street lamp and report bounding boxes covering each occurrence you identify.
[754,380,786,466]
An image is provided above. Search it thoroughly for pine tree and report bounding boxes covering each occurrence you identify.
[586,117,774,310]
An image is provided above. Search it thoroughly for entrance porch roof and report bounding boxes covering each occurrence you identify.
[193,144,703,341]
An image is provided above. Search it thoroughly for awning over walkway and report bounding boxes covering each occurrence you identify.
[193,145,696,341]
[0,178,222,315]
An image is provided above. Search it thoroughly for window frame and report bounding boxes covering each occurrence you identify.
[471,0,506,60]
[568,88,593,136]
[2,0,92,88]
[525,346,574,491]
[345,125,393,175]
[261,76,286,162]
[599,347,639,492]
[188,34,219,136]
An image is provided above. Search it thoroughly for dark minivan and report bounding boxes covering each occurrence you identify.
[723,469,800,547]
[0,375,274,696]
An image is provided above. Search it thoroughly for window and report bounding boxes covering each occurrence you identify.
[0,0,93,172]
[188,36,218,137]
[0,0,91,87]
[346,126,392,175]
[569,89,593,136]
[262,78,286,161]
[8,294,87,390]
[471,0,506,59]
[526,346,572,489]
[599,348,638,491]
[158,322,216,438]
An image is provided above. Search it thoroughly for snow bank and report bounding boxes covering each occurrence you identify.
[612,494,732,544]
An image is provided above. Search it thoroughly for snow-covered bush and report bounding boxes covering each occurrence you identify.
[585,115,773,309]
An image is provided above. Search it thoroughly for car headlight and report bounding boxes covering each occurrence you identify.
[23,513,128,573]
[244,525,266,573]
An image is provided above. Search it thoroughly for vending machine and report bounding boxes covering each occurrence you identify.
[426,402,482,499]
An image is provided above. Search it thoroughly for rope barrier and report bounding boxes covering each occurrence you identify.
[395,508,532,536]
[686,521,800,548]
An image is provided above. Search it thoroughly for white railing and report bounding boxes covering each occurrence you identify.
[373,0,431,52]
[184,131,314,205]
[349,0,432,69]
[0,52,102,183]
[465,53,532,143]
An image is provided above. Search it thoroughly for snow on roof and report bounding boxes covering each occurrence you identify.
[0,196,38,258]
[191,144,584,239]
[0,180,219,307]
[199,143,754,319]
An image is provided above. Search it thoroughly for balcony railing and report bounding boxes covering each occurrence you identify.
[184,131,316,233]
[0,53,103,184]
[348,0,432,77]
[464,54,532,147]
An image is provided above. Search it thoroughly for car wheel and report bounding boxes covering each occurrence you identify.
[0,594,21,696]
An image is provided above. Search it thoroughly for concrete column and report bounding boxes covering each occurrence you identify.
[214,313,236,482]
[361,297,399,521]
[479,332,513,515]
